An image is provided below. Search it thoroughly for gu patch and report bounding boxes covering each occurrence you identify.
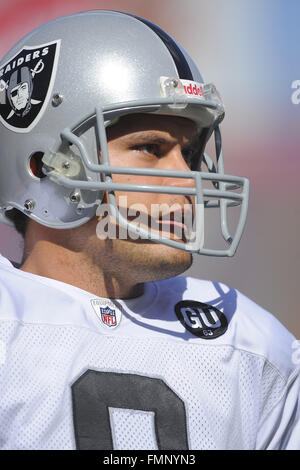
[91,298,122,329]
[0,40,61,133]
[175,300,228,339]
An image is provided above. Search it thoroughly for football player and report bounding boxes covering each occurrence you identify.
[0,10,299,450]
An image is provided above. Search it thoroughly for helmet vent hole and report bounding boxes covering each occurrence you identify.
[29,152,46,179]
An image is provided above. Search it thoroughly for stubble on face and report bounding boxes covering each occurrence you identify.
[101,236,193,283]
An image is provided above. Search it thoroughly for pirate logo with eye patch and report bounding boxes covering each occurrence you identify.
[0,40,60,133]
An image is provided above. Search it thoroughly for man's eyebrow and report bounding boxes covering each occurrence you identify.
[120,131,178,145]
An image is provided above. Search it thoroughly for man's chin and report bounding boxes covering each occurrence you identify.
[151,251,193,281]
[112,237,193,281]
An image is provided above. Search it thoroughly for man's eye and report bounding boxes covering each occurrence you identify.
[132,144,160,157]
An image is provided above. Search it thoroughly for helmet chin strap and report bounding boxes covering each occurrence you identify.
[214,126,233,245]
[0,207,15,227]
[202,125,236,246]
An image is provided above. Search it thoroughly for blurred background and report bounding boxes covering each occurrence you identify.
[0,0,299,336]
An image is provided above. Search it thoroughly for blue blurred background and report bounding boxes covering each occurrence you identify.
[0,0,299,336]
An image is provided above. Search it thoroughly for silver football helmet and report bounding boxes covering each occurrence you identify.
[0,10,249,256]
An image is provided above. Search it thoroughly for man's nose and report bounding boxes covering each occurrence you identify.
[160,146,195,188]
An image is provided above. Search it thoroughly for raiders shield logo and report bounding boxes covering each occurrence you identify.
[0,40,61,133]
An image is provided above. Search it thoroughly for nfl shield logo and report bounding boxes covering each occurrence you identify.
[100,306,117,327]
[90,299,122,329]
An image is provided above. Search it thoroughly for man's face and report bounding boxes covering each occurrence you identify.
[10,82,29,110]
[95,113,199,280]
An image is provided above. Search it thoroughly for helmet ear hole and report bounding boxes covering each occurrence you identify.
[29,152,46,179]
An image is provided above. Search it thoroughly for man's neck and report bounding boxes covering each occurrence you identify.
[20,240,144,300]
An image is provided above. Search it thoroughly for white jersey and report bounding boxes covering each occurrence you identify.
[0,253,299,450]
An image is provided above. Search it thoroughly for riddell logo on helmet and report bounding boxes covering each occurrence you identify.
[182,81,204,98]
[160,77,205,101]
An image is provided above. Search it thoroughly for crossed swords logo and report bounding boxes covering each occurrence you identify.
[0,59,44,119]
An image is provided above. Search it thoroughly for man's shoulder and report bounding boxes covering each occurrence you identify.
[153,275,297,380]
[0,254,91,327]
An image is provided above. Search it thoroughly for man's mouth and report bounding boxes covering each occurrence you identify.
[152,209,194,242]
[123,206,194,239]
[156,210,187,229]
